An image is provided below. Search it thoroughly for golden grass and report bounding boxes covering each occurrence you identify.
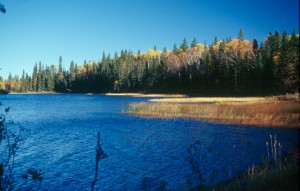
[150,97,267,103]
[127,101,300,128]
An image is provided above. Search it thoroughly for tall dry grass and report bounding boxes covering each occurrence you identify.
[149,97,267,103]
[127,101,300,128]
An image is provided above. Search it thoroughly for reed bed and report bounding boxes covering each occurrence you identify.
[149,97,267,103]
[127,101,300,128]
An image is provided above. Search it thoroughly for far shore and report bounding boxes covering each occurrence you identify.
[104,93,187,98]
[7,91,62,95]
[5,91,188,98]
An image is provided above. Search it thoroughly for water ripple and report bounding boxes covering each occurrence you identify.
[0,94,298,190]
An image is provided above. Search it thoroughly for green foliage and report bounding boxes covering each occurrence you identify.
[238,28,244,41]
[191,38,198,48]
[180,38,189,52]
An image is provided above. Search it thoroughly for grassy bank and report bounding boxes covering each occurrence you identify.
[216,149,299,191]
[149,97,268,103]
[127,100,300,128]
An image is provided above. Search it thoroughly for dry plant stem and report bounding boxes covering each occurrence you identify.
[91,132,101,191]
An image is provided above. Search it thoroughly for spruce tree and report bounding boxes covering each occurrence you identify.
[180,38,188,52]
[214,36,218,45]
[238,28,244,41]
[191,38,198,48]
[32,63,38,91]
[69,61,75,82]
[173,43,179,55]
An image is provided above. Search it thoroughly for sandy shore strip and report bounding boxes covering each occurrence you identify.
[105,93,187,98]
[8,91,61,94]
[149,97,268,103]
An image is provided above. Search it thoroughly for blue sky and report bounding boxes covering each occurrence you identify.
[0,0,299,79]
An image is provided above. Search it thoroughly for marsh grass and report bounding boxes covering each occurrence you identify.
[216,153,299,191]
[127,101,300,128]
[216,135,299,191]
[149,97,268,103]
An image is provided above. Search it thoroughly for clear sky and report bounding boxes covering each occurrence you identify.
[0,0,299,79]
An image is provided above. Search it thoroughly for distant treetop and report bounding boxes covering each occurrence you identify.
[0,3,6,13]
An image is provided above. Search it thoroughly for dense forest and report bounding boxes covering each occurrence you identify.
[0,29,299,95]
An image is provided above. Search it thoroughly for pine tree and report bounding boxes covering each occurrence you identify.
[214,36,218,45]
[20,70,26,92]
[32,63,38,91]
[180,38,188,52]
[69,61,75,82]
[173,43,179,55]
[289,28,300,92]
[162,46,167,53]
[252,39,258,50]
[37,62,45,91]
[45,66,54,91]
[55,56,66,92]
[191,38,198,48]
[238,28,244,41]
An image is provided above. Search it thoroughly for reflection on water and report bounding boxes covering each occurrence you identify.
[0,94,298,190]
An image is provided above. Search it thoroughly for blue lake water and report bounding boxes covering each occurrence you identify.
[0,94,298,190]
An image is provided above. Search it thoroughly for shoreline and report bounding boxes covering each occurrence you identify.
[105,93,187,98]
[5,92,188,98]
[149,97,268,103]
[7,91,62,95]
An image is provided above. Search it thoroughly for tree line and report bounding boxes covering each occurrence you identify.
[0,29,299,95]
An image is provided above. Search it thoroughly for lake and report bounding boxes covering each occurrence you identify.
[0,94,298,190]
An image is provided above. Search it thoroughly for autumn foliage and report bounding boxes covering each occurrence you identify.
[1,29,299,95]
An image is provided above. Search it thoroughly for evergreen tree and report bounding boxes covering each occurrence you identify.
[253,39,258,50]
[191,38,198,48]
[214,36,218,45]
[180,38,188,52]
[37,62,45,91]
[238,28,244,41]
[45,65,55,91]
[69,61,75,82]
[162,46,167,53]
[55,56,67,92]
[20,70,26,92]
[32,63,38,91]
[289,28,300,91]
[173,43,179,55]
